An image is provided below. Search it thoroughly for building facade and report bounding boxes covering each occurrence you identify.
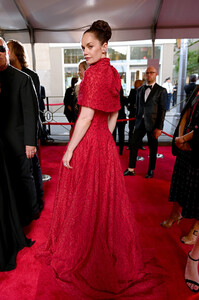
[25,40,175,98]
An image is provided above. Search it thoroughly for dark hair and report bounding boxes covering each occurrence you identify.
[189,74,196,83]
[84,20,112,44]
[71,77,78,88]
[7,39,28,68]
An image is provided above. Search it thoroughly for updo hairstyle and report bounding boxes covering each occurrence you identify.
[84,20,112,44]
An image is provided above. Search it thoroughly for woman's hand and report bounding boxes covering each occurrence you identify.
[175,136,191,151]
[180,143,191,151]
[175,136,184,148]
[63,149,73,169]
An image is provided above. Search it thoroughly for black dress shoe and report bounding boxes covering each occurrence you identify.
[139,146,146,150]
[119,150,123,155]
[123,169,135,176]
[137,156,144,161]
[33,211,41,220]
[145,170,153,178]
[39,201,44,212]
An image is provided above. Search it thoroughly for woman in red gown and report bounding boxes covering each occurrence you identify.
[38,20,155,299]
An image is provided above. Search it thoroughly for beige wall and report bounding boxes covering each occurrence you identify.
[161,43,175,84]
[24,44,63,99]
[49,47,63,97]
[35,44,51,96]
[24,42,175,99]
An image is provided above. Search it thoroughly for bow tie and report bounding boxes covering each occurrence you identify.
[144,85,152,90]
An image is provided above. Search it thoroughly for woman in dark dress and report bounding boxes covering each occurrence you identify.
[0,138,33,271]
[63,77,78,123]
[161,86,199,244]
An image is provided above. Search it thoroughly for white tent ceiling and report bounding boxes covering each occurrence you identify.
[0,0,199,44]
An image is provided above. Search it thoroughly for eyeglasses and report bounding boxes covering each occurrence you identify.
[146,72,156,75]
[0,45,6,53]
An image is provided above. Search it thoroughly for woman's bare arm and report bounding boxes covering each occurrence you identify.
[63,106,94,168]
[178,108,191,136]
[108,111,119,133]
[175,130,193,151]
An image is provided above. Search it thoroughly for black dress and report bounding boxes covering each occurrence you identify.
[169,94,199,219]
[0,139,33,271]
[63,86,78,123]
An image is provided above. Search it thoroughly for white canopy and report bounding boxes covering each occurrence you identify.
[1,0,199,43]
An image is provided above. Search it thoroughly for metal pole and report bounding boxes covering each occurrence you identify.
[29,27,36,71]
[152,38,155,59]
[46,96,51,135]
[177,39,188,113]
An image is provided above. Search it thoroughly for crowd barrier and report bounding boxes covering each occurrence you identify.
[43,117,174,139]
[43,97,186,139]
[41,101,176,181]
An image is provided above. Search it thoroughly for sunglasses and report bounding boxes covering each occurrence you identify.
[0,45,6,53]
[146,72,156,75]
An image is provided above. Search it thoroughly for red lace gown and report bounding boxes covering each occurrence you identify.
[38,59,149,299]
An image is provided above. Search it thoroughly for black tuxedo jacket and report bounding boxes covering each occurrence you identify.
[22,67,42,138]
[22,67,41,100]
[135,83,167,132]
[0,65,38,156]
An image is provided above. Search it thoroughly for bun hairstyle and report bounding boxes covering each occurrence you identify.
[84,20,112,44]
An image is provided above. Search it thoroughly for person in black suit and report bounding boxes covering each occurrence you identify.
[127,79,145,151]
[112,87,128,155]
[7,39,44,213]
[64,77,78,122]
[39,85,50,143]
[0,37,39,226]
[0,138,34,271]
[184,74,197,102]
[124,66,167,178]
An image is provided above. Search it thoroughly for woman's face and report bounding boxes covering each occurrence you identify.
[78,64,85,80]
[81,32,107,65]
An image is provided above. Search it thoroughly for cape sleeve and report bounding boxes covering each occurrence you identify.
[78,65,121,112]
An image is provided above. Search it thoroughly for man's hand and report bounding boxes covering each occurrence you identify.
[26,145,36,159]
[153,128,162,139]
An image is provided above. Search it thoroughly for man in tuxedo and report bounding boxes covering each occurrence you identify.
[7,39,44,212]
[124,66,167,178]
[184,74,197,102]
[0,37,40,225]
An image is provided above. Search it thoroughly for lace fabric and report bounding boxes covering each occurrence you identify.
[78,58,121,112]
[37,59,159,298]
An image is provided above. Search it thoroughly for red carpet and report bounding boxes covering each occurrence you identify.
[0,144,197,300]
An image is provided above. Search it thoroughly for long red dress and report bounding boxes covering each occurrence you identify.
[38,58,156,299]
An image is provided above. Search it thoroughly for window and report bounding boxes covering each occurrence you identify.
[64,67,78,90]
[108,46,127,61]
[130,46,161,60]
[113,65,126,94]
[64,49,84,63]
